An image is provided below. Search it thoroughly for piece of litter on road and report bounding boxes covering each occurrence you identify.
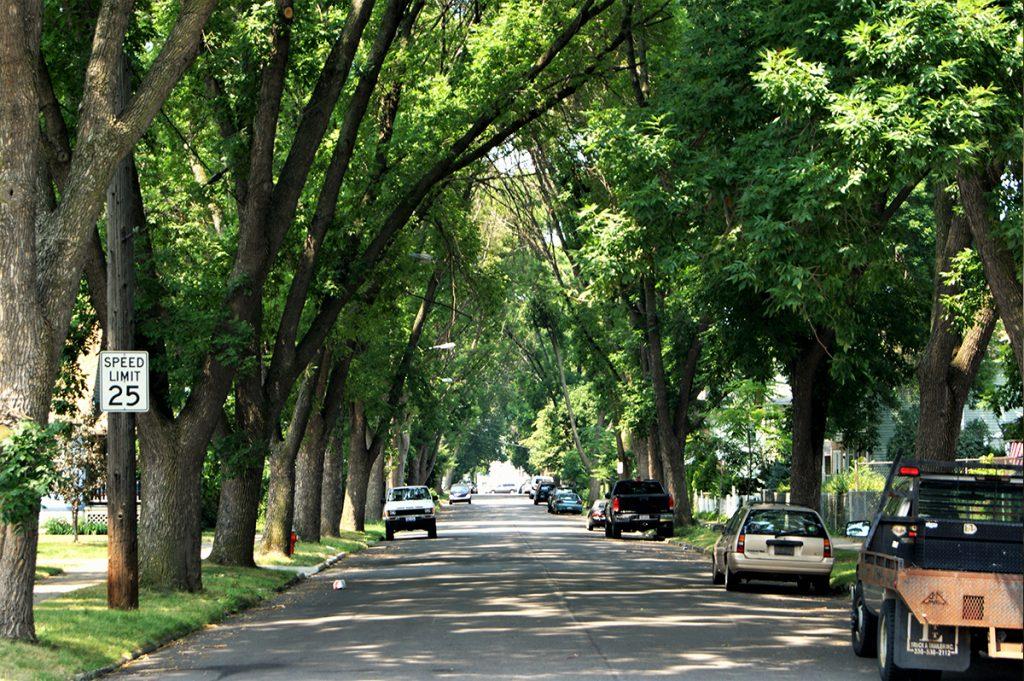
[332,579,346,590]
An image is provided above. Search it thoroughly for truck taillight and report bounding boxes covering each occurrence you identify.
[667,495,674,510]
[737,534,745,554]
[612,497,620,512]
[823,537,831,558]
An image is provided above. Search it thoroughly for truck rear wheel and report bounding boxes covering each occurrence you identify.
[427,520,437,539]
[851,583,877,658]
[385,523,394,541]
[878,599,940,681]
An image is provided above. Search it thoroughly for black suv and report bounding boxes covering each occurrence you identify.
[533,482,556,505]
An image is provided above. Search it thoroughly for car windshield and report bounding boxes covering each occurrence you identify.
[451,485,470,494]
[743,509,826,537]
[615,480,664,495]
[388,487,431,502]
[916,477,1024,523]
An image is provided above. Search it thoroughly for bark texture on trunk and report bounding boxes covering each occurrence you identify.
[320,427,346,537]
[261,360,322,554]
[389,431,410,487]
[788,330,834,511]
[915,185,999,461]
[341,401,372,532]
[632,431,650,480]
[364,453,385,522]
[643,276,693,526]
[138,412,204,591]
[295,354,350,541]
[208,354,269,567]
[957,166,1023,376]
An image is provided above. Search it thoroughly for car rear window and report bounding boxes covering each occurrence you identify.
[743,509,826,537]
[614,481,665,495]
[916,477,1024,523]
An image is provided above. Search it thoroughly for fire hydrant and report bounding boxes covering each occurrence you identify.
[287,530,297,556]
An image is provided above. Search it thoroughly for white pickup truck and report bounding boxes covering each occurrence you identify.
[383,486,438,541]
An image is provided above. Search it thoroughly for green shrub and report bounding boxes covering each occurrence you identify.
[45,518,73,535]
[80,521,108,535]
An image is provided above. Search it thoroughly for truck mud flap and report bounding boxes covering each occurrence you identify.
[893,598,970,673]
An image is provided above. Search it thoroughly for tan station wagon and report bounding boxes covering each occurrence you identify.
[712,503,834,593]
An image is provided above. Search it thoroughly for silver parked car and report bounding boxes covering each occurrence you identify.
[711,503,834,593]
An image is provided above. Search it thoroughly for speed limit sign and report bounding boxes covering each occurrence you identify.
[99,351,149,413]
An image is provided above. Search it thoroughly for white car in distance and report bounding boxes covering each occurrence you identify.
[384,486,437,541]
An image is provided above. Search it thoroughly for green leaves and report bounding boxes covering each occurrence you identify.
[0,422,62,527]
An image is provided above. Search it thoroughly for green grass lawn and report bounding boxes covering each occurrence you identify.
[9,525,385,680]
[669,524,861,592]
[1,564,294,681]
[35,535,109,581]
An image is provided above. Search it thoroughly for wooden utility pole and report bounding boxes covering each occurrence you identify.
[105,51,140,610]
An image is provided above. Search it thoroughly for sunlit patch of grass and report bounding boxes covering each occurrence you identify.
[256,524,384,567]
[0,564,293,681]
[35,535,108,571]
[830,549,858,591]
[669,523,720,551]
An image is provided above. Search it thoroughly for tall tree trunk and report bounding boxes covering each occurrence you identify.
[957,166,1023,376]
[788,330,834,510]
[320,427,346,537]
[615,428,631,479]
[643,276,693,526]
[341,401,372,532]
[916,185,999,461]
[0,0,49,640]
[389,431,410,487]
[138,412,204,591]
[208,351,268,566]
[364,453,385,522]
[632,430,650,480]
[293,413,326,541]
[260,359,323,554]
[548,328,600,497]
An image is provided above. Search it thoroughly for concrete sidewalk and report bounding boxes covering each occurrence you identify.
[33,543,213,603]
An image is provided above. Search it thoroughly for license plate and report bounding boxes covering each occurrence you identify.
[404,517,416,522]
[639,515,653,520]
[775,546,794,556]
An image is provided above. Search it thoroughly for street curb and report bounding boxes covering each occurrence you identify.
[74,548,350,681]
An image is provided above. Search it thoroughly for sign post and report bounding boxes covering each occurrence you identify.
[101,50,142,610]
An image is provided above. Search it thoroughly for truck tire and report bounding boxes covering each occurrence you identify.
[711,555,724,585]
[878,599,940,681]
[385,523,394,541]
[427,520,437,539]
[604,522,613,538]
[851,583,877,658]
[534,498,540,505]
[658,523,674,539]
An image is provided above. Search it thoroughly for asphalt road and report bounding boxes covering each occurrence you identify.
[110,494,1021,680]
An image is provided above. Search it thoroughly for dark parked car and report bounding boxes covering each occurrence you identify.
[547,490,583,514]
[604,479,674,538]
[533,482,556,505]
[586,500,608,530]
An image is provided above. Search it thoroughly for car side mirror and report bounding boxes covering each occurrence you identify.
[604,492,611,499]
[845,520,870,537]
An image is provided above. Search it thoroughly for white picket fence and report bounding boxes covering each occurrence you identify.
[692,489,882,532]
